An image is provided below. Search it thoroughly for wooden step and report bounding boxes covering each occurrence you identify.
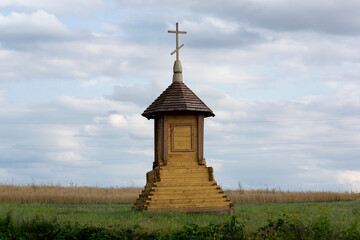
[160,173,208,178]
[152,188,223,195]
[160,171,208,177]
[146,197,229,205]
[149,193,227,200]
[159,176,209,182]
[156,181,213,186]
[153,181,220,189]
[166,162,199,167]
[159,168,207,173]
[154,181,217,187]
[147,201,231,209]
[160,165,207,170]
[152,185,220,192]
[146,205,233,212]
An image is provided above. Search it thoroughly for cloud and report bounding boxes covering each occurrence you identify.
[235,0,360,35]
[112,0,360,35]
[1,1,359,89]
[0,10,88,47]
[180,17,264,48]
[105,80,167,106]
[0,36,141,81]
[0,94,153,186]
[337,170,360,191]
[1,78,360,190]
[1,0,360,191]
[196,85,360,190]
[178,0,360,36]
[0,0,104,15]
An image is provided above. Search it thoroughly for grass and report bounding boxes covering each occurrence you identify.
[1,184,359,204]
[1,183,359,238]
[1,184,359,238]
[0,184,140,204]
[0,201,359,233]
[226,189,360,203]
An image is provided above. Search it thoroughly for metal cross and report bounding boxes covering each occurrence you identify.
[168,22,187,61]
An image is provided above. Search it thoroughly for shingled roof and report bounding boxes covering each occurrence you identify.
[142,82,215,119]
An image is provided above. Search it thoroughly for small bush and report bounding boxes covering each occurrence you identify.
[252,206,360,240]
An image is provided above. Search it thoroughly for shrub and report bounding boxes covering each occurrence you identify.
[0,210,358,239]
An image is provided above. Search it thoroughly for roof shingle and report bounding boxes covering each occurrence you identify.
[142,82,215,119]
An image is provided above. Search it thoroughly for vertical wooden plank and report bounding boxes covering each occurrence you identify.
[160,115,164,162]
[163,114,168,163]
[153,117,158,169]
[197,114,204,161]
[191,122,194,151]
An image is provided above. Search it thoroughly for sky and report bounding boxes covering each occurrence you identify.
[0,0,360,192]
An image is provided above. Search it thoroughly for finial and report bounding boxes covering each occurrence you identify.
[168,22,187,83]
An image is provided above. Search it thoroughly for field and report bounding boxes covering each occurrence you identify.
[1,201,360,233]
[0,184,360,239]
[1,184,359,204]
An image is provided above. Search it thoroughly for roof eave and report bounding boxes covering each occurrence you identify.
[142,110,215,119]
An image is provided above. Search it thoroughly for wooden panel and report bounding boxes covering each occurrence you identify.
[167,114,198,164]
[156,117,162,164]
[163,114,168,163]
[160,116,164,163]
[197,115,204,161]
[153,118,158,168]
[171,123,193,151]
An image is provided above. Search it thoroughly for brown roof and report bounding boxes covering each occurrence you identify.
[142,82,215,119]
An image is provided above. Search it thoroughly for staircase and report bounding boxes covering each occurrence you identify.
[133,161,234,212]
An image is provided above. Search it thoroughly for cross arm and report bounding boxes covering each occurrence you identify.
[171,44,184,55]
[168,30,187,34]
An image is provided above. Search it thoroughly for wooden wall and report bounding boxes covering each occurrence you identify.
[153,113,205,168]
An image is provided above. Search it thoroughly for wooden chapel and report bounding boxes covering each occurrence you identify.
[133,23,234,212]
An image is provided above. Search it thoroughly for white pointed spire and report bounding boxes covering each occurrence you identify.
[172,60,183,82]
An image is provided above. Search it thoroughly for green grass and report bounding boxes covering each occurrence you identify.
[0,201,359,234]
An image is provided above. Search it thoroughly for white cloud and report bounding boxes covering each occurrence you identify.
[108,114,127,127]
[0,93,154,186]
[200,86,360,190]
[0,10,81,44]
[112,0,360,35]
[337,170,360,192]
[80,76,113,87]
[0,0,104,15]
[180,0,360,35]
[182,17,239,35]
[0,31,167,82]
[106,80,167,106]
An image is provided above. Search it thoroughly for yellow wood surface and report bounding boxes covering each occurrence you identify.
[173,125,192,150]
[168,115,198,165]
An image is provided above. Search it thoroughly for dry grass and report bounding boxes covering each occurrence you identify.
[0,184,359,204]
[0,184,141,204]
[226,189,360,203]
